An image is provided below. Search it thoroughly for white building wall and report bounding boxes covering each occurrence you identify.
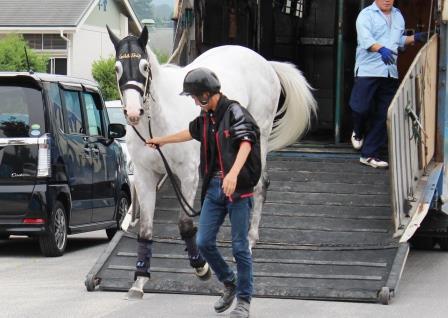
[70,25,117,81]
[70,0,129,81]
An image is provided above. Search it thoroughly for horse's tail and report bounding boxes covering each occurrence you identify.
[268,61,317,152]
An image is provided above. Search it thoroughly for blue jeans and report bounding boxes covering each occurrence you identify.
[196,177,253,303]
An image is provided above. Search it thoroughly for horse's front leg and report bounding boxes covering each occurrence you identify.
[127,170,159,299]
[121,182,140,232]
[177,170,211,281]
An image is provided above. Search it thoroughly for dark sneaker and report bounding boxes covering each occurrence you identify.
[360,157,389,168]
[230,299,250,318]
[214,280,237,313]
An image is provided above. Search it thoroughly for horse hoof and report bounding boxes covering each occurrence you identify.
[248,230,258,250]
[126,287,144,300]
[249,240,256,252]
[195,262,211,281]
[121,213,132,232]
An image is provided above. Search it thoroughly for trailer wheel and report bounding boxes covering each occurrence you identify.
[85,274,100,292]
[378,287,390,305]
[410,236,435,250]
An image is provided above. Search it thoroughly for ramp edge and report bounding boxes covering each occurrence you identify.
[381,242,410,303]
[84,230,125,291]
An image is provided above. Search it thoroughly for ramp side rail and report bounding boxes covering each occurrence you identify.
[387,35,438,232]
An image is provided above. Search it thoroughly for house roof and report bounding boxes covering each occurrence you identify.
[0,0,95,27]
[0,0,141,31]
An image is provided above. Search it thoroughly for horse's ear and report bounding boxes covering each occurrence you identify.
[138,26,149,49]
[106,24,120,49]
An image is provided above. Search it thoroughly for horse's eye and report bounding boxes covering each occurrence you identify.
[139,60,149,76]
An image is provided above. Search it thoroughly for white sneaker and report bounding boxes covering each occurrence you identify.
[351,132,363,150]
[360,157,389,169]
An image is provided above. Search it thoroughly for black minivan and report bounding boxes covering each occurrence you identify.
[0,72,130,256]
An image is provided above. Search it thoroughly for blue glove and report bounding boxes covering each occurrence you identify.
[414,32,428,43]
[378,47,395,65]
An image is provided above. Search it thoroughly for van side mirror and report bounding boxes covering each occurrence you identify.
[108,123,126,139]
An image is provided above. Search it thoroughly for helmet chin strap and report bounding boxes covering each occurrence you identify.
[196,93,212,110]
[198,96,209,105]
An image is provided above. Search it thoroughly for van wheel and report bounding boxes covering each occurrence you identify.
[39,201,67,257]
[106,190,130,240]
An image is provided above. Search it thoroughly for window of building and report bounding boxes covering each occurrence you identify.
[23,34,67,50]
[43,34,67,50]
[23,34,42,50]
[47,58,67,75]
[281,0,307,18]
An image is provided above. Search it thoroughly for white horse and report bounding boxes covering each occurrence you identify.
[107,26,316,298]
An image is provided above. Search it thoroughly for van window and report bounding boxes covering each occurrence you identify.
[47,83,64,132]
[0,84,45,138]
[82,92,104,137]
[62,90,84,134]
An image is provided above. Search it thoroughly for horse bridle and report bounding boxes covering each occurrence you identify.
[115,54,200,218]
[116,50,153,112]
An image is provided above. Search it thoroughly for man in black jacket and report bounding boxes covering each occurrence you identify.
[146,67,260,318]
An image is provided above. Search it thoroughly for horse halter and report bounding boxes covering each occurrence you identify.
[116,49,154,115]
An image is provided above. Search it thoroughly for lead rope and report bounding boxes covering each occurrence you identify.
[131,123,201,217]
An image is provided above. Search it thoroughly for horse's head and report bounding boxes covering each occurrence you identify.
[107,25,151,125]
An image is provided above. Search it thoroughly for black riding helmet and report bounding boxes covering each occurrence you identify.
[180,67,221,96]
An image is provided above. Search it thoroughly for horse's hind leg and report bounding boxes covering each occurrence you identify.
[127,172,158,299]
[249,136,270,249]
[177,171,211,280]
[249,170,269,249]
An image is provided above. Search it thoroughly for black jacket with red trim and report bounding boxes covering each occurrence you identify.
[189,95,261,204]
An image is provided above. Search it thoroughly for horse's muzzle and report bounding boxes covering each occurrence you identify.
[125,108,144,125]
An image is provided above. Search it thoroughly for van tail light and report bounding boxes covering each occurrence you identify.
[37,134,51,178]
[23,218,45,224]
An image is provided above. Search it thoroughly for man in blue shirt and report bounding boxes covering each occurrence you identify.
[350,0,428,168]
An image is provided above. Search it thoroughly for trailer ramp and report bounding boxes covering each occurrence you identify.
[86,150,409,304]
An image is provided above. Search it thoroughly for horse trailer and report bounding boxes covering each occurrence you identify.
[86,0,448,304]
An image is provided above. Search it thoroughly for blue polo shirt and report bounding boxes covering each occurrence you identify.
[354,2,407,78]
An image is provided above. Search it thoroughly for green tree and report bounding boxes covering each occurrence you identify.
[92,52,170,101]
[0,34,47,72]
[92,56,120,101]
[154,49,169,64]
[129,0,154,20]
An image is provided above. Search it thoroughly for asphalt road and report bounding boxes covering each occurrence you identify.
[1,231,447,318]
